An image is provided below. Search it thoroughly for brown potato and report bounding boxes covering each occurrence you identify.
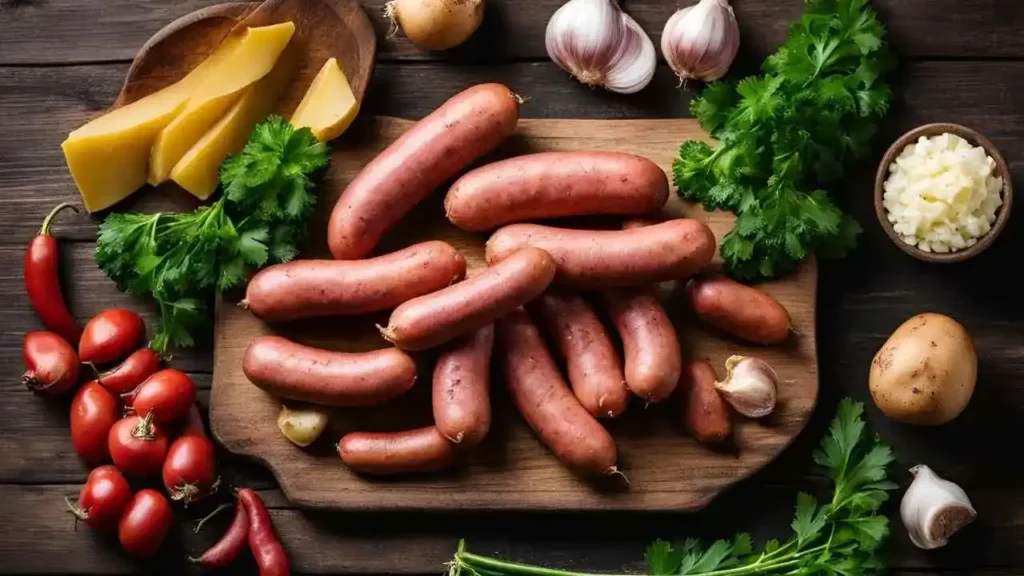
[869,313,977,425]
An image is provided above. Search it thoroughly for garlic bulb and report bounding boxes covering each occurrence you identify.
[545,0,656,94]
[661,0,740,83]
[900,465,976,549]
[714,355,778,417]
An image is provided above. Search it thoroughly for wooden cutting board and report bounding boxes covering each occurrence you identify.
[210,116,819,512]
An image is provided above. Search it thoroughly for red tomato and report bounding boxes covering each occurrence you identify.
[108,414,168,478]
[67,465,132,531]
[97,348,160,396]
[174,404,207,439]
[70,381,119,464]
[22,331,79,396]
[79,309,145,366]
[163,435,218,504]
[131,369,196,424]
[118,489,173,558]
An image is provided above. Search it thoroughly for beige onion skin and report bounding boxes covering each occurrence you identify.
[869,313,977,425]
[389,0,485,51]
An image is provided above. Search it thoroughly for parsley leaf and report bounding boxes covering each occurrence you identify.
[95,116,329,353]
[675,0,893,281]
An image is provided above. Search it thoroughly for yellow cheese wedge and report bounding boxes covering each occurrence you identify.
[290,58,360,142]
[170,53,296,199]
[149,22,296,185]
[60,36,241,213]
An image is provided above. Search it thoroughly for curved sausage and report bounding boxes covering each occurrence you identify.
[686,275,791,345]
[432,325,494,447]
[243,241,466,321]
[604,289,681,402]
[328,83,520,260]
[381,247,556,351]
[498,309,618,477]
[242,336,417,407]
[682,360,732,444]
[530,291,628,418]
[337,426,457,475]
[444,151,669,231]
[486,219,716,287]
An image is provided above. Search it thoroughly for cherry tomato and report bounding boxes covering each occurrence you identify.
[131,369,196,424]
[79,309,145,366]
[22,331,79,396]
[66,465,132,531]
[118,489,173,558]
[108,413,168,478]
[97,348,160,396]
[163,435,218,504]
[70,381,119,465]
[174,404,207,439]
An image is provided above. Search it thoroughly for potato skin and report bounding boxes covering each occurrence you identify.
[682,360,731,444]
[869,313,977,425]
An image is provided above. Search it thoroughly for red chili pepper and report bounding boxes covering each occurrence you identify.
[96,348,161,396]
[189,501,250,569]
[239,488,290,576]
[24,203,81,345]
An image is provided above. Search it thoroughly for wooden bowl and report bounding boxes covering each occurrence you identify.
[874,123,1013,263]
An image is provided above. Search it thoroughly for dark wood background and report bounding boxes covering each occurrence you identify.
[1,0,1022,573]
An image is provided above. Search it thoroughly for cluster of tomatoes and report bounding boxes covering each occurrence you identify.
[23,308,217,557]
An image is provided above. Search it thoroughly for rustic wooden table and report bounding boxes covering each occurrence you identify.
[1,1,1022,574]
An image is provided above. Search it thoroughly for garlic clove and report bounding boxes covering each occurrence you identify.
[714,355,778,418]
[545,0,656,94]
[661,0,740,83]
[900,464,977,549]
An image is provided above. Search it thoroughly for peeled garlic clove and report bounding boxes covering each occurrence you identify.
[545,0,656,94]
[661,0,740,83]
[278,404,329,448]
[714,355,778,417]
[900,464,977,549]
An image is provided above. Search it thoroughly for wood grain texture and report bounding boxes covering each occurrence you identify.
[6,58,1024,244]
[2,0,1024,64]
[210,116,819,511]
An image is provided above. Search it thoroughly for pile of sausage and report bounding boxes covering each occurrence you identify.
[241,83,792,480]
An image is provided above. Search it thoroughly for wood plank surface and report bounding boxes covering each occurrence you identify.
[2,0,1024,64]
[3,59,1024,243]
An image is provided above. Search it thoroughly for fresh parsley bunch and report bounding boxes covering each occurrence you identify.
[675,0,893,280]
[449,399,896,576]
[95,116,329,353]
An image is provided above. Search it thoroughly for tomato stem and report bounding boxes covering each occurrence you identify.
[194,502,234,534]
[39,202,80,236]
[131,411,158,440]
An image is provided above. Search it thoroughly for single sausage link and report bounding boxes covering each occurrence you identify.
[337,426,458,475]
[686,274,792,345]
[682,360,732,444]
[604,289,681,402]
[530,291,628,418]
[381,247,556,351]
[243,241,467,321]
[498,309,618,477]
[432,325,494,447]
[328,83,520,260]
[445,151,669,231]
[242,336,417,407]
[485,219,716,287]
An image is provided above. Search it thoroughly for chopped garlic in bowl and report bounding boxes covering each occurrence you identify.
[882,133,1004,253]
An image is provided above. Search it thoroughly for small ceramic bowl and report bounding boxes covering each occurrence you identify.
[874,123,1013,263]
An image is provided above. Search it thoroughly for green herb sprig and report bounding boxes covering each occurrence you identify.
[95,116,329,353]
[674,0,893,281]
[448,399,896,576]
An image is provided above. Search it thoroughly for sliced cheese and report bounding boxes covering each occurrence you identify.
[170,52,296,199]
[290,57,360,142]
[148,22,296,185]
[61,34,243,213]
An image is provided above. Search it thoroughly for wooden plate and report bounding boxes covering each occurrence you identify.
[209,116,820,512]
[111,0,375,115]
